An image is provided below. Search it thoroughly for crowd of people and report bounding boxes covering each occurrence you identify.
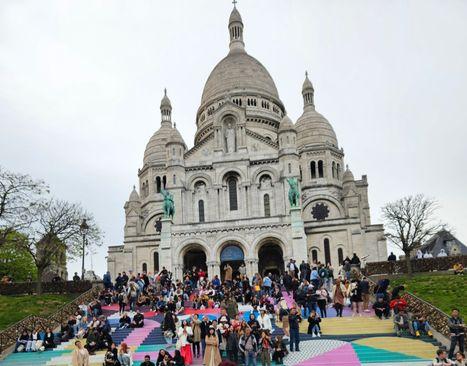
[11,253,466,366]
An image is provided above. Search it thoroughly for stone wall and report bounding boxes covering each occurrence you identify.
[0,281,94,296]
[0,285,101,354]
[402,291,467,349]
[365,255,467,275]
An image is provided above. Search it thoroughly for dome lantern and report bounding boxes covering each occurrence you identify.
[228,3,244,53]
[160,88,172,126]
[302,71,315,109]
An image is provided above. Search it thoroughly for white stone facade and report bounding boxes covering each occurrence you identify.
[107,6,387,280]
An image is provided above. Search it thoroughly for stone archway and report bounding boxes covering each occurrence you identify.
[183,245,208,273]
[258,241,285,277]
[219,243,245,281]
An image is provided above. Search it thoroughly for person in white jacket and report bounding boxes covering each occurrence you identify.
[177,320,194,365]
[257,309,273,332]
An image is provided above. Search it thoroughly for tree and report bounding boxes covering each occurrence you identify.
[19,199,103,294]
[0,232,37,281]
[0,166,48,246]
[382,194,444,277]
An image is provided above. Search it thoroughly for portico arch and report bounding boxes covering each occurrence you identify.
[254,237,286,277]
[181,244,208,272]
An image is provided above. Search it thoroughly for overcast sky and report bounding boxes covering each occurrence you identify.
[1,0,466,278]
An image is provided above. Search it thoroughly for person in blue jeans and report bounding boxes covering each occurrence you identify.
[239,327,258,366]
[288,307,302,352]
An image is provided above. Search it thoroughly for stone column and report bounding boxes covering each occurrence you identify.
[160,218,173,274]
[290,206,308,261]
[207,261,221,279]
[173,263,183,281]
[246,258,258,278]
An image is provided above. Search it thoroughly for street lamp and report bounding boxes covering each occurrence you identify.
[80,218,89,280]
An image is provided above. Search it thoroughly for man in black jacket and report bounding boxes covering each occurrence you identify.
[289,307,302,352]
[200,315,211,356]
[448,308,465,359]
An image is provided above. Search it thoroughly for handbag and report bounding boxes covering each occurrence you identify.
[187,335,194,343]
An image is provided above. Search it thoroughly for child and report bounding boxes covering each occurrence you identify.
[307,310,322,337]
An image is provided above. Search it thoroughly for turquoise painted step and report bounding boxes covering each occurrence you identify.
[352,343,425,362]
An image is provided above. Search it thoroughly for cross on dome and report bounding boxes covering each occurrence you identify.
[232,0,237,8]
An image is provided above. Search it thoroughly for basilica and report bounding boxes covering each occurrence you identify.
[107,5,387,280]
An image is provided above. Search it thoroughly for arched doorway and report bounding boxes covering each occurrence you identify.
[220,244,244,280]
[183,246,207,273]
[258,242,284,277]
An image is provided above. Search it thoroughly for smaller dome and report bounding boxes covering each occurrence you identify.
[295,109,338,148]
[343,165,355,183]
[279,115,295,133]
[167,125,186,146]
[160,88,171,109]
[229,7,242,24]
[128,186,140,202]
[143,123,173,165]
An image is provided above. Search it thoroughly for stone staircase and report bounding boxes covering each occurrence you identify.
[0,300,441,366]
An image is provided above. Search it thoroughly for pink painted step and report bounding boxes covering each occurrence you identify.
[121,319,159,347]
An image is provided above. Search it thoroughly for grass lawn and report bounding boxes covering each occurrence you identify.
[390,273,467,315]
[0,293,78,330]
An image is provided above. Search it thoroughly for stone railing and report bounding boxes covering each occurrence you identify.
[0,284,101,354]
[369,276,466,349]
[365,255,467,276]
[402,291,467,349]
[0,281,94,296]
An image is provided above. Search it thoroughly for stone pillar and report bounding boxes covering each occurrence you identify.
[246,259,258,278]
[207,261,221,279]
[290,206,308,261]
[173,263,183,281]
[160,218,173,274]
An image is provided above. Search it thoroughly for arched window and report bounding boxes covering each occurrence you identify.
[324,238,331,265]
[336,163,341,179]
[318,160,324,178]
[332,162,336,178]
[310,161,316,179]
[264,194,270,217]
[299,166,303,181]
[311,249,318,263]
[198,200,205,222]
[288,163,292,174]
[156,176,161,193]
[173,174,176,184]
[228,177,238,211]
[162,175,167,189]
[172,147,175,156]
[153,252,159,273]
[142,262,147,273]
[338,248,344,265]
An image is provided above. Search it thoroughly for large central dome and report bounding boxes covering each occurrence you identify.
[200,51,280,108]
[198,6,281,110]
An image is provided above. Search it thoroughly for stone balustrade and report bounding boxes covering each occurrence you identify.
[0,281,94,296]
[365,255,467,276]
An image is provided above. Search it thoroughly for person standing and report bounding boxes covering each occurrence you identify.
[332,278,346,317]
[71,340,89,366]
[204,327,222,366]
[448,308,466,359]
[239,327,258,366]
[259,330,272,366]
[288,307,301,352]
[224,263,233,283]
[191,314,202,358]
[360,277,370,313]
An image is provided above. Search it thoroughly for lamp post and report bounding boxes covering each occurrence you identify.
[80,218,89,280]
